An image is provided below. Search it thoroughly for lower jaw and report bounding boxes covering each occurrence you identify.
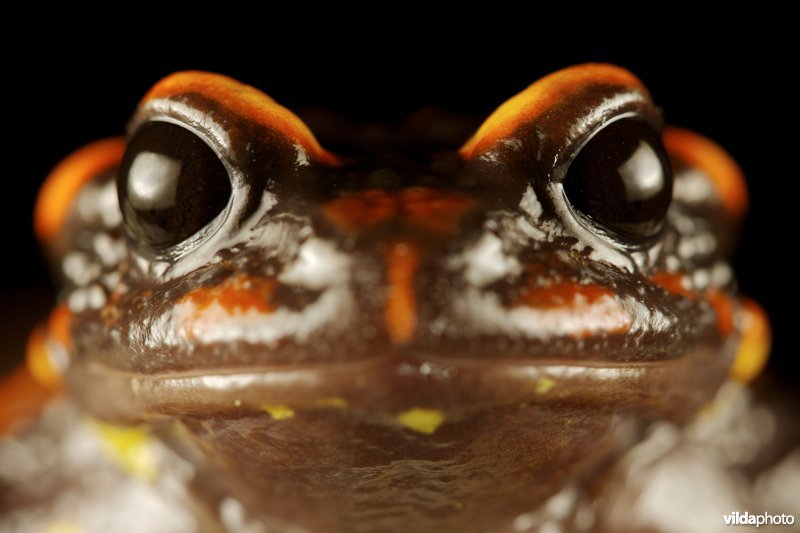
[69,348,731,532]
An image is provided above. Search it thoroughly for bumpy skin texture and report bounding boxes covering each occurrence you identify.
[4,64,764,532]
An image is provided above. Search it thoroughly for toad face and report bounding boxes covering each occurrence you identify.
[22,63,769,532]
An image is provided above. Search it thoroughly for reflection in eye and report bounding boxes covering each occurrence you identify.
[618,140,666,202]
[126,152,182,211]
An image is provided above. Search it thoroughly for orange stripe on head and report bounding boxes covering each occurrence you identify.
[460,64,647,159]
[663,127,748,217]
[385,241,420,343]
[143,71,339,166]
[35,137,126,243]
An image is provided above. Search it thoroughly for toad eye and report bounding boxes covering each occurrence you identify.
[118,121,232,249]
[562,119,672,241]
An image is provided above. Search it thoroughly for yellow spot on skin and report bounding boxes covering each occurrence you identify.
[233,399,242,407]
[91,420,156,480]
[46,522,83,533]
[262,404,295,420]
[536,377,557,394]
[315,397,348,408]
[730,299,771,383]
[396,408,445,435]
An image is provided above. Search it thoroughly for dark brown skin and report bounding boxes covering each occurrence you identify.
[22,64,761,532]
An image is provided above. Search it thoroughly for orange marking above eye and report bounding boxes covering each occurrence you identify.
[385,241,421,344]
[460,63,647,159]
[323,188,475,235]
[663,127,748,217]
[143,71,339,167]
[34,137,126,243]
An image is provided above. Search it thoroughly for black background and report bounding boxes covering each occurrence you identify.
[1,26,794,383]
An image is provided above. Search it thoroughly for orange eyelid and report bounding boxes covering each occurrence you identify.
[143,71,339,167]
[663,127,748,217]
[34,137,126,243]
[460,63,647,159]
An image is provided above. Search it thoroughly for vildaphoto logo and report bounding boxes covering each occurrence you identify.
[723,511,795,527]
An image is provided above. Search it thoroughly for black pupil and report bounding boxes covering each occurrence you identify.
[563,119,672,240]
[118,121,231,248]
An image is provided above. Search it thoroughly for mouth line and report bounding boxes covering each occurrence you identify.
[68,349,731,423]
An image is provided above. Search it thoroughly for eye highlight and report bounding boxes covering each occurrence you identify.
[562,119,672,241]
[118,121,232,249]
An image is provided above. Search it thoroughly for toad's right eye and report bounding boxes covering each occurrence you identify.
[117,121,232,249]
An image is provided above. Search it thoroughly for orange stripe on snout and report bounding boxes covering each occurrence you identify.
[460,64,647,159]
[35,138,126,243]
[144,71,339,166]
[385,241,420,344]
[663,127,748,217]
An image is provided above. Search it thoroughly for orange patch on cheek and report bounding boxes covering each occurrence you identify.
[384,242,420,343]
[180,274,277,314]
[650,272,736,336]
[650,272,697,299]
[521,282,616,309]
[729,299,771,383]
[706,290,735,336]
[0,365,60,436]
[34,138,126,243]
[0,305,72,435]
[515,281,632,337]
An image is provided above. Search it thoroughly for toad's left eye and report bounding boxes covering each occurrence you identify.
[118,121,232,249]
[562,119,672,241]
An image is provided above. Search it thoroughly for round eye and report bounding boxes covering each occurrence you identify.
[562,119,672,241]
[118,121,232,248]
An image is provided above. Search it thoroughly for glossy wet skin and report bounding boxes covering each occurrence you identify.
[36,65,750,531]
